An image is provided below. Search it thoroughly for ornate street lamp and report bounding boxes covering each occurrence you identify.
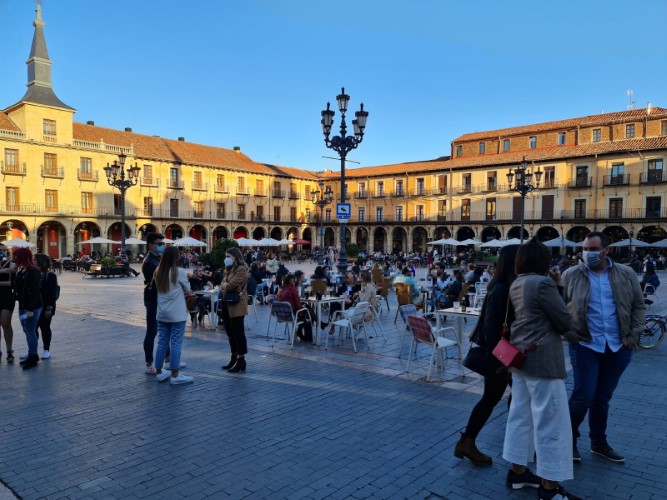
[507,156,542,244]
[104,152,140,259]
[321,87,368,274]
[311,180,334,264]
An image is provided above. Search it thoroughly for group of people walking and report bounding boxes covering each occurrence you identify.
[455,233,645,500]
[0,248,59,370]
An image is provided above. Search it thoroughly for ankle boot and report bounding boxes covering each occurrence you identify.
[6,351,14,363]
[454,433,492,466]
[228,357,246,373]
[21,354,40,371]
[221,354,238,370]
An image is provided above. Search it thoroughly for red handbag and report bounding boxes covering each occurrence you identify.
[492,297,542,369]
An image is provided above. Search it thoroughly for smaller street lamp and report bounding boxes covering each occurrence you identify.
[311,181,334,264]
[104,152,140,259]
[507,156,542,243]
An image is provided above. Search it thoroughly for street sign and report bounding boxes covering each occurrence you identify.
[336,203,351,219]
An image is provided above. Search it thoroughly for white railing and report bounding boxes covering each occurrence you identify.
[0,130,25,139]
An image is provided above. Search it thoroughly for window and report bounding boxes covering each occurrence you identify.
[609,198,623,218]
[4,149,19,168]
[479,142,486,154]
[575,166,588,187]
[592,129,601,143]
[44,153,57,175]
[143,197,153,216]
[193,171,203,189]
[169,167,179,188]
[648,159,664,182]
[304,185,311,200]
[503,139,510,152]
[543,166,555,188]
[80,157,92,172]
[193,201,203,218]
[574,199,587,218]
[305,208,310,221]
[529,136,537,149]
[486,198,496,221]
[290,207,297,221]
[343,183,349,199]
[662,121,667,136]
[395,179,404,196]
[610,163,625,184]
[375,207,384,222]
[237,176,246,194]
[437,200,447,220]
[144,164,153,179]
[81,192,93,214]
[358,181,366,197]
[461,199,471,220]
[626,124,635,138]
[416,178,425,195]
[646,197,661,218]
[437,175,448,195]
[358,207,365,222]
[376,181,384,197]
[256,205,264,220]
[273,206,281,221]
[395,206,403,221]
[238,204,246,219]
[415,205,424,221]
[113,194,122,215]
[558,132,566,145]
[325,208,332,222]
[273,181,282,198]
[45,190,58,211]
[456,145,462,157]
[169,198,179,217]
[216,203,226,218]
[43,119,56,141]
[461,173,471,193]
[487,171,497,191]
[216,174,227,192]
[6,187,20,211]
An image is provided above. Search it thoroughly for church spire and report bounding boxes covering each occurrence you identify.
[19,2,74,110]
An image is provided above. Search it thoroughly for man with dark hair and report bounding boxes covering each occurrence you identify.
[561,231,645,463]
[142,232,165,374]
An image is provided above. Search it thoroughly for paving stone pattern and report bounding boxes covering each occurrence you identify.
[0,266,665,499]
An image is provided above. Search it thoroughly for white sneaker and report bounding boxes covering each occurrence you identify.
[145,366,157,375]
[170,374,193,385]
[164,361,187,369]
[156,371,171,383]
[41,350,51,359]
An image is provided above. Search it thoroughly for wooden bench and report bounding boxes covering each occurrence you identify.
[83,264,102,278]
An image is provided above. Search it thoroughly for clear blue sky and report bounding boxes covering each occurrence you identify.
[1,0,665,172]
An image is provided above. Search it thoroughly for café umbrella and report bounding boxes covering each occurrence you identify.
[1,238,37,248]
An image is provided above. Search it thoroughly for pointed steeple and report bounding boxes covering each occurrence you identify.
[19,3,74,110]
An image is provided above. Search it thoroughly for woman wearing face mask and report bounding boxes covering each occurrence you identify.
[219,247,249,373]
[0,253,17,363]
[13,248,43,370]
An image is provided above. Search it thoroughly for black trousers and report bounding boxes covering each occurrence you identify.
[220,303,247,355]
[36,311,53,350]
[464,373,511,439]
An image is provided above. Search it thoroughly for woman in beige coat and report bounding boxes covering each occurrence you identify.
[219,247,249,373]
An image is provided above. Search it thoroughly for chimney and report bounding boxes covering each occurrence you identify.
[233,146,241,153]
[647,102,652,115]
[125,127,132,132]
[178,137,185,142]
[86,120,95,125]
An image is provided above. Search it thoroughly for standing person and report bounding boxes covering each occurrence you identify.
[142,232,166,374]
[454,245,519,466]
[219,247,249,373]
[13,248,43,370]
[561,231,645,463]
[34,253,58,360]
[265,252,279,276]
[503,238,585,500]
[153,246,192,385]
[0,253,16,363]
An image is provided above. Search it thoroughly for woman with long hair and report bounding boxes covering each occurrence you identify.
[0,252,16,363]
[13,248,43,370]
[219,247,249,373]
[153,246,192,385]
[34,253,58,360]
[455,245,519,466]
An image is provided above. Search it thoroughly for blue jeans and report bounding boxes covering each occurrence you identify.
[19,307,43,356]
[143,299,169,364]
[155,321,186,371]
[568,343,632,446]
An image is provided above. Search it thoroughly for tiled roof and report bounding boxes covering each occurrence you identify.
[0,111,21,131]
[73,122,317,179]
[455,107,667,142]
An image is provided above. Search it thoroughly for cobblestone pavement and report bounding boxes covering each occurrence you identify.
[0,264,665,499]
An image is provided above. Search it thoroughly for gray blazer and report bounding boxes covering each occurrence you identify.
[509,273,577,379]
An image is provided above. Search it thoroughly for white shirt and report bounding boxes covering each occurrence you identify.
[157,267,191,323]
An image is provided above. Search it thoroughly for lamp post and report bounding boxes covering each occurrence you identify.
[311,180,334,264]
[506,156,542,244]
[104,153,140,259]
[321,87,368,274]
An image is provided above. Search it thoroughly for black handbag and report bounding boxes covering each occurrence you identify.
[464,345,502,378]
[223,291,241,304]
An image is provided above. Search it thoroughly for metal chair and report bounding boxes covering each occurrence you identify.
[326,301,370,353]
[266,301,312,349]
[397,303,419,358]
[406,315,458,382]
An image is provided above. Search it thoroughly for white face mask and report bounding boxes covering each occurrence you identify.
[224,257,234,267]
[582,250,603,268]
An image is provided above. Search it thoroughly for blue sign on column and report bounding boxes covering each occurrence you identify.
[336,203,351,219]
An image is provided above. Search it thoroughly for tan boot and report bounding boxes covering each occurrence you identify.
[454,433,492,466]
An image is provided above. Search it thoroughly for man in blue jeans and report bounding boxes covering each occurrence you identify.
[142,232,165,373]
[561,231,645,463]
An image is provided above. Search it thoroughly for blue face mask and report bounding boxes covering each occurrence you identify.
[155,244,165,255]
[224,257,234,267]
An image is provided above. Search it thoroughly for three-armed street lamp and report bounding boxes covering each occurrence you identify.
[311,180,334,264]
[104,153,140,259]
[506,156,542,244]
[321,87,368,275]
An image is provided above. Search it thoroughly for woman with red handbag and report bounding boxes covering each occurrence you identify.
[502,238,588,500]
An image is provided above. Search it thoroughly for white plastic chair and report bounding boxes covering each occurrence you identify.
[473,282,488,309]
[406,315,458,381]
[266,301,312,349]
[326,301,370,352]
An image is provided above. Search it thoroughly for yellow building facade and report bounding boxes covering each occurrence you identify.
[2,6,667,258]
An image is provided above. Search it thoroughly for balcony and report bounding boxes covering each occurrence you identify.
[603,174,629,186]
[432,187,449,196]
[214,183,230,193]
[482,182,497,193]
[254,188,268,196]
[237,187,250,195]
[288,191,300,200]
[193,210,204,219]
[457,185,472,194]
[42,134,57,143]
[373,191,386,198]
[272,190,285,198]
[167,179,184,189]
[412,188,427,197]
[541,178,557,189]
[41,165,65,179]
[0,162,27,175]
[141,177,160,187]
[192,181,207,191]
[251,214,266,222]
[391,189,406,198]
[355,191,368,199]
[77,170,99,182]
[568,177,591,189]
[640,170,667,184]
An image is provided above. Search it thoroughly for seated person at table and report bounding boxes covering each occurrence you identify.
[188,268,212,291]
[640,262,660,304]
[432,269,453,310]
[357,271,379,320]
[395,267,422,305]
[312,265,331,286]
[328,272,361,320]
[277,274,313,342]
[442,270,464,308]
[264,275,280,305]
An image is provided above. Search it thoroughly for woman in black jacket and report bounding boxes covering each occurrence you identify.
[35,253,58,360]
[13,248,43,370]
[454,245,519,466]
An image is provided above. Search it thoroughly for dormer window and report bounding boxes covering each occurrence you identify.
[479,142,486,154]
[626,124,635,138]
[529,136,537,149]
[456,145,463,157]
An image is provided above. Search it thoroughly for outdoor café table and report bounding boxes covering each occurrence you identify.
[435,307,481,369]
[302,295,347,346]
[194,288,219,330]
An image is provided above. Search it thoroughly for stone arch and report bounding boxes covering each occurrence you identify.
[411,226,428,253]
[637,225,667,244]
[138,223,158,238]
[602,226,628,244]
[456,226,475,241]
[566,225,590,243]
[285,226,299,240]
[1,219,30,240]
[37,220,67,259]
[270,227,283,240]
[164,224,184,241]
[213,226,229,241]
[302,227,313,245]
[481,226,501,242]
[324,227,336,247]
[355,227,369,252]
[536,226,559,242]
[507,225,529,240]
[189,224,208,243]
[233,226,249,239]
[373,227,387,253]
[392,227,408,253]
[433,226,451,239]
[252,227,266,240]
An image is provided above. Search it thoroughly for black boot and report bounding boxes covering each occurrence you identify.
[21,354,39,370]
[221,354,238,370]
[228,357,246,373]
[6,351,14,363]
